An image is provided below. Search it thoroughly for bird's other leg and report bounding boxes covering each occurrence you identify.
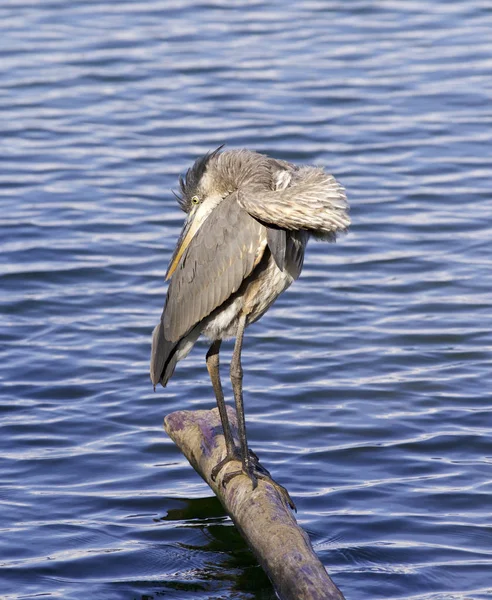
[206,340,240,480]
[224,313,259,489]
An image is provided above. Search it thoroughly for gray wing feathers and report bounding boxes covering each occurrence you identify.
[285,231,307,280]
[163,194,264,342]
[238,166,350,237]
[267,228,287,271]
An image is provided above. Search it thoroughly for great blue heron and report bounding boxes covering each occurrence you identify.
[150,147,349,495]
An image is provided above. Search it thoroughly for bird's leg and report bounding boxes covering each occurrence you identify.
[219,314,297,510]
[223,313,259,489]
[206,340,240,480]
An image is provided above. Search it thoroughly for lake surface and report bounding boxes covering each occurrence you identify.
[1,1,492,599]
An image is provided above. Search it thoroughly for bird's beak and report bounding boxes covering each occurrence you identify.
[165,208,203,280]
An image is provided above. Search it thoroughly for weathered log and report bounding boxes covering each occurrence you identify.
[164,406,345,600]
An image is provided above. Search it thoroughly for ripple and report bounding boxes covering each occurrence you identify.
[1,0,492,599]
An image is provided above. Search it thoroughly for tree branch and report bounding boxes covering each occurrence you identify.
[164,406,345,600]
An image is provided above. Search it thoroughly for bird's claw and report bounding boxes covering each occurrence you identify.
[210,447,258,482]
[210,450,240,482]
[222,461,259,490]
[211,449,296,512]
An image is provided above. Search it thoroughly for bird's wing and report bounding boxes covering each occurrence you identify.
[266,227,286,271]
[163,193,265,342]
[238,166,350,238]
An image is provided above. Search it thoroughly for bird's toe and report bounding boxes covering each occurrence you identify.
[211,451,240,482]
[221,463,258,490]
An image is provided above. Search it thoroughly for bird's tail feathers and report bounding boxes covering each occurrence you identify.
[150,320,178,389]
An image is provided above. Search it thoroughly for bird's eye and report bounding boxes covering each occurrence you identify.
[191,195,200,205]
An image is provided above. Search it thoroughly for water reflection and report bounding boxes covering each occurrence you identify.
[160,497,275,598]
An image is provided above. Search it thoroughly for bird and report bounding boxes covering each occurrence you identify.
[150,146,350,496]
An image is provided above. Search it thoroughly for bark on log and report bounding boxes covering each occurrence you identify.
[164,406,345,600]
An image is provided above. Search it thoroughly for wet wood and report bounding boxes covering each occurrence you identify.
[164,406,345,600]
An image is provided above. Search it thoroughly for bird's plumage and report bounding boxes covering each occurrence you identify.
[163,192,264,343]
[176,145,224,213]
[150,147,349,389]
[238,166,349,238]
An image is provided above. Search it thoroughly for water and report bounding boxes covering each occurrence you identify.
[1,1,491,598]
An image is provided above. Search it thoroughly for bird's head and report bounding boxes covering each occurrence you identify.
[166,146,226,280]
[166,146,269,280]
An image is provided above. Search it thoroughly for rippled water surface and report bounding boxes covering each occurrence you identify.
[1,1,492,599]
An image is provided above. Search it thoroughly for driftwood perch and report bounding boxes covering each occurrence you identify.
[164,406,345,600]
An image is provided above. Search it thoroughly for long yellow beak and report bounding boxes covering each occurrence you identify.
[165,214,202,280]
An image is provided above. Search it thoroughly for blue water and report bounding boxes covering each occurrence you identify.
[1,1,492,599]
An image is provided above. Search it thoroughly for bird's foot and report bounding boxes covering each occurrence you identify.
[210,447,241,482]
[221,455,259,490]
[217,450,296,512]
[211,447,260,483]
